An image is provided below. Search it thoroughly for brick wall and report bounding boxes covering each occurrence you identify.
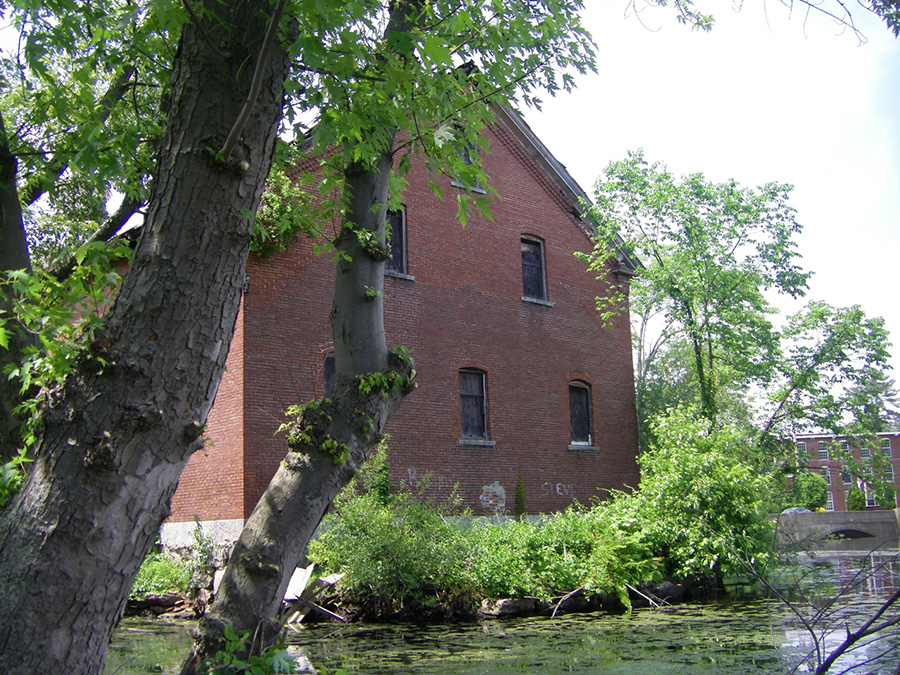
[169,299,246,521]
[169,119,640,521]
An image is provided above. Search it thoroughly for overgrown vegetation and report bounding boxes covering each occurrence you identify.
[130,552,190,600]
[129,522,217,602]
[787,471,829,511]
[309,416,776,616]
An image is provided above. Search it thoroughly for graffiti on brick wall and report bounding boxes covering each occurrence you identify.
[406,466,456,492]
[480,481,506,515]
[541,481,575,498]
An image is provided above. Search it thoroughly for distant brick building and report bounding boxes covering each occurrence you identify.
[164,107,641,544]
[796,432,900,511]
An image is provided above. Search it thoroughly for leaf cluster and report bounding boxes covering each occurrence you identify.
[0,239,131,450]
[202,625,294,675]
[2,0,179,259]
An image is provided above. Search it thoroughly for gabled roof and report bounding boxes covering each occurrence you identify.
[494,105,640,275]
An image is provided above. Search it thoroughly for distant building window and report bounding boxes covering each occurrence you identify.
[840,440,849,453]
[323,355,335,397]
[818,442,829,461]
[385,207,407,276]
[459,369,488,440]
[865,487,877,509]
[864,468,876,508]
[796,442,807,460]
[569,381,592,445]
[861,446,872,459]
[882,439,892,457]
[841,466,851,485]
[521,236,547,302]
[886,465,895,482]
[821,467,831,486]
[825,492,834,512]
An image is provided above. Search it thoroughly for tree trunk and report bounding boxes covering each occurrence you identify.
[0,109,33,461]
[0,2,288,672]
[181,4,426,668]
[181,130,417,675]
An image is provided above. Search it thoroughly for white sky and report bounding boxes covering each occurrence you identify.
[523,1,900,376]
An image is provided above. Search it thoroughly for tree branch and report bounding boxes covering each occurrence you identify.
[19,67,136,207]
[50,193,144,281]
[219,0,287,163]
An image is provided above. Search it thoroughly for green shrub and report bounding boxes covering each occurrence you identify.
[789,471,828,511]
[514,474,526,518]
[467,508,655,604]
[603,407,775,580]
[131,552,190,599]
[201,625,294,675]
[311,422,777,611]
[308,480,474,611]
[846,486,867,511]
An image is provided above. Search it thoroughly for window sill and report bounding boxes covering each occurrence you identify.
[522,296,554,307]
[568,444,599,452]
[450,179,487,194]
[458,438,496,448]
[385,270,415,281]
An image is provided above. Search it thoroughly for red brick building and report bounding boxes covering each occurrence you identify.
[796,432,900,511]
[163,107,641,544]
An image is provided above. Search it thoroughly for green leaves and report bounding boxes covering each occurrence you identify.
[587,149,810,427]
[283,0,596,226]
[0,239,131,450]
[764,301,896,441]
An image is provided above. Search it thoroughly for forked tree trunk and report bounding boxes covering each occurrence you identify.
[181,133,416,675]
[0,2,288,672]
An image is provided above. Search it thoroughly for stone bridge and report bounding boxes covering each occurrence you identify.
[774,509,900,551]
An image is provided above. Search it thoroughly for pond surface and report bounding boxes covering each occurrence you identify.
[106,551,900,674]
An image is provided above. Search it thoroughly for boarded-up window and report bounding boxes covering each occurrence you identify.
[521,237,546,301]
[459,369,487,439]
[385,208,406,275]
[569,381,591,444]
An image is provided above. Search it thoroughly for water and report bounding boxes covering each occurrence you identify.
[105,617,193,675]
[106,551,900,674]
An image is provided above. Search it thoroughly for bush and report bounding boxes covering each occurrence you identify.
[310,424,776,613]
[846,486,867,511]
[789,471,828,511]
[308,471,474,612]
[131,552,190,599]
[603,407,775,580]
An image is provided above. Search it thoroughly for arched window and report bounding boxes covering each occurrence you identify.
[569,381,592,445]
[459,369,488,440]
[385,207,407,276]
[323,355,335,397]
[520,235,547,302]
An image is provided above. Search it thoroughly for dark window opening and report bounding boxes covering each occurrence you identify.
[385,208,406,275]
[459,369,488,439]
[521,237,546,301]
[569,382,592,445]
[323,355,335,397]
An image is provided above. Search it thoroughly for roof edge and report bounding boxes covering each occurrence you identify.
[493,105,641,274]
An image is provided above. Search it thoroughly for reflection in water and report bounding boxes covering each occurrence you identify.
[106,551,900,674]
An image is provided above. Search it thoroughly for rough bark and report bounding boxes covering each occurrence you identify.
[0,2,288,672]
[181,136,414,674]
[181,4,424,669]
[0,108,33,461]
